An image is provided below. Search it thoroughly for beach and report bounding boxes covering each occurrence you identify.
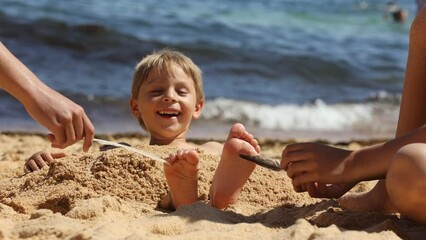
[0,132,425,239]
[1,0,424,239]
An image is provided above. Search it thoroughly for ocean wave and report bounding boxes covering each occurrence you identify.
[202,97,399,133]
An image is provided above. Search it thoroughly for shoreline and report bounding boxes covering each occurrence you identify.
[0,129,392,150]
[0,117,395,144]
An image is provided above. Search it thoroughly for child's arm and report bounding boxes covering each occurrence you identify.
[24,151,66,173]
[281,125,426,188]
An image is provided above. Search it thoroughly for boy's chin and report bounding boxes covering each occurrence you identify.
[153,127,189,138]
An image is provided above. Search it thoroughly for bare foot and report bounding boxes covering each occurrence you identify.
[162,149,200,210]
[209,123,261,209]
[338,180,397,213]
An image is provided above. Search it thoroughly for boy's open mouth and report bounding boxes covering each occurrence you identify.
[157,110,180,118]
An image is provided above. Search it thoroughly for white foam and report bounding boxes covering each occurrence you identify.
[202,98,399,132]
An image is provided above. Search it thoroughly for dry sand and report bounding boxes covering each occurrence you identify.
[0,132,425,239]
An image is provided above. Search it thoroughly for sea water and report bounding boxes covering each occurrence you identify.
[0,0,416,141]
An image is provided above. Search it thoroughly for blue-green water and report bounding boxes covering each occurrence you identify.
[0,0,417,140]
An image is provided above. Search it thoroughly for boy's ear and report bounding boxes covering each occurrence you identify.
[130,98,141,117]
[192,98,204,119]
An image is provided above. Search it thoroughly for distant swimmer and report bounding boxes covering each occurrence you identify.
[386,1,408,23]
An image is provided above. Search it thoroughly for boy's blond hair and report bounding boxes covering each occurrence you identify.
[131,49,204,129]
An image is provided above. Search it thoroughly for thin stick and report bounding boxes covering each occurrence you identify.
[239,154,282,171]
[93,138,169,164]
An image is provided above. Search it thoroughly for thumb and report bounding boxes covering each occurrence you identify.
[47,133,56,144]
[47,133,66,149]
[51,152,66,159]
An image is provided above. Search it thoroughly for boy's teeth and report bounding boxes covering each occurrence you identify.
[159,110,179,115]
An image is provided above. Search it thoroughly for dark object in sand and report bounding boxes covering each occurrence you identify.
[239,154,282,171]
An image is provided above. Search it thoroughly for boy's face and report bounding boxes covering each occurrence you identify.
[130,64,203,141]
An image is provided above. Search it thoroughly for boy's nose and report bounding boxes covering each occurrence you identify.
[163,91,177,102]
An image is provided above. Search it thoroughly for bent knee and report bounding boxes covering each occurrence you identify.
[387,143,426,210]
[388,143,426,187]
[389,143,426,175]
[394,143,426,160]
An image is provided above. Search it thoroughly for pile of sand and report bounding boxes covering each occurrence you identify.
[0,132,424,239]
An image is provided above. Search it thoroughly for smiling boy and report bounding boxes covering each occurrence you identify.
[129,49,260,210]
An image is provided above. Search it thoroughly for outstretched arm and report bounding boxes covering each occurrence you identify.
[282,125,426,187]
[0,42,94,151]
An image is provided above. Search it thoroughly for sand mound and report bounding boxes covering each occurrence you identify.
[0,133,424,239]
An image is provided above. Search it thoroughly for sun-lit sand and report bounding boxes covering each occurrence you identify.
[0,132,424,239]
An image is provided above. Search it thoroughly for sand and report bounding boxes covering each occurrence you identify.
[0,132,425,239]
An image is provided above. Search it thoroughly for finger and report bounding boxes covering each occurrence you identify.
[40,152,55,165]
[49,122,66,146]
[293,185,304,192]
[282,143,311,156]
[26,159,40,172]
[63,117,76,148]
[82,114,95,152]
[316,182,329,195]
[51,152,66,159]
[281,150,312,170]
[34,155,48,168]
[281,150,305,170]
[286,160,314,178]
[49,126,67,149]
[73,112,84,142]
[41,152,66,165]
[24,164,32,173]
[293,172,318,186]
[292,180,306,193]
[47,133,55,144]
[307,182,321,197]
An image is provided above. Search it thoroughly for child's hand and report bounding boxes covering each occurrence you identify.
[281,142,354,187]
[24,151,66,173]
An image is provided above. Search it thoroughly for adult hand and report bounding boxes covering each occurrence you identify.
[24,86,94,152]
[281,142,354,187]
[0,42,95,152]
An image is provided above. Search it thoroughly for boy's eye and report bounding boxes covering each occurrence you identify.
[149,89,163,95]
[177,89,189,96]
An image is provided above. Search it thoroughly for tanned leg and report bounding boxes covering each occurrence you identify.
[386,143,426,224]
[338,180,397,213]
